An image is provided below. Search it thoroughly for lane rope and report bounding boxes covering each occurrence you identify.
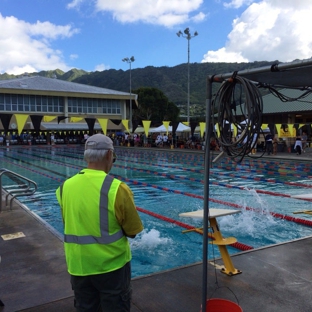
[5,150,312,229]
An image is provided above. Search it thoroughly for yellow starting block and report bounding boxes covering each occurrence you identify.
[293,210,312,215]
[179,208,242,276]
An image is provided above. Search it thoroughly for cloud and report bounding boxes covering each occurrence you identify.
[70,54,79,60]
[0,14,79,75]
[191,12,206,23]
[223,0,254,9]
[202,0,312,63]
[93,0,206,27]
[94,63,110,71]
[67,0,85,9]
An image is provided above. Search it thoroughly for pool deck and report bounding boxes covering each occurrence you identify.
[1,148,312,311]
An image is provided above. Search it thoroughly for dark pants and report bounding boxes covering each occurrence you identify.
[266,142,273,155]
[296,145,302,155]
[71,262,132,312]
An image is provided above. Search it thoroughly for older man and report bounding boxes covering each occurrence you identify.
[56,133,143,312]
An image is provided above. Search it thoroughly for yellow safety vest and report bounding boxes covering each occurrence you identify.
[56,169,131,276]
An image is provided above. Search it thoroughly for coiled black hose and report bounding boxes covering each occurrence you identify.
[212,75,263,162]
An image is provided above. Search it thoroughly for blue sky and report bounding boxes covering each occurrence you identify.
[0,0,311,75]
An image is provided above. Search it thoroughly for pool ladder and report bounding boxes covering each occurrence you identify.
[0,168,37,212]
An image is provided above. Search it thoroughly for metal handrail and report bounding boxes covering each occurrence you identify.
[0,168,37,212]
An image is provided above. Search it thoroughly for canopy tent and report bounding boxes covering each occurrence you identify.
[149,122,191,133]
[176,122,191,132]
[128,126,145,133]
[149,124,168,133]
[200,58,312,310]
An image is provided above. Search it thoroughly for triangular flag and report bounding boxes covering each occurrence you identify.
[43,116,57,122]
[162,121,170,135]
[122,119,129,132]
[70,117,84,122]
[233,124,238,138]
[97,118,108,135]
[289,124,296,137]
[275,124,281,138]
[299,124,305,130]
[261,124,268,130]
[14,114,29,135]
[142,120,151,137]
[199,122,206,138]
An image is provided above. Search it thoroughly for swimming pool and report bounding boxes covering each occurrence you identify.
[1,145,312,277]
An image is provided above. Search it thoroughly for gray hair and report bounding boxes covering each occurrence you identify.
[84,149,109,163]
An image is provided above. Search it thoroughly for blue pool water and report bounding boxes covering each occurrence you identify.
[1,145,312,277]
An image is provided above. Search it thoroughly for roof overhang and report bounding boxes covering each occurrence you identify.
[211,58,312,89]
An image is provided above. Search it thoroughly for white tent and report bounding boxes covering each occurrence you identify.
[149,124,169,133]
[129,126,145,133]
[176,123,191,132]
[149,122,191,133]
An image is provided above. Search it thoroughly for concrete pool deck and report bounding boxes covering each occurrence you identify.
[1,148,312,311]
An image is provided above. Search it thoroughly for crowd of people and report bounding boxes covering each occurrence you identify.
[1,130,310,156]
[113,132,206,149]
[264,131,309,155]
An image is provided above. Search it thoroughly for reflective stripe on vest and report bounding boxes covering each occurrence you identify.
[61,174,124,245]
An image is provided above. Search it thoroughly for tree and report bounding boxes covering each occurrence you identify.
[132,87,180,126]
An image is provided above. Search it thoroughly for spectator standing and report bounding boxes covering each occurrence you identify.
[163,133,169,147]
[142,133,148,147]
[265,132,273,155]
[251,133,258,154]
[294,137,303,155]
[56,134,143,311]
[156,133,163,147]
[83,133,89,143]
[50,133,55,145]
[273,137,278,155]
[302,131,308,152]
[124,133,129,146]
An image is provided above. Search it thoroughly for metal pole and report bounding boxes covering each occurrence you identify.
[187,36,190,124]
[176,28,197,124]
[202,76,213,311]
[122,56,135,132]
[129,62,132,132]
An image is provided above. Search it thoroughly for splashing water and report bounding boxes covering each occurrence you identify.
[218,188,299,246]
[131,229,172,250]
[130,229,179,277]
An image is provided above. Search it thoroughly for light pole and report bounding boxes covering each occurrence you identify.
[177,28,198,123]
[122,56,135,132]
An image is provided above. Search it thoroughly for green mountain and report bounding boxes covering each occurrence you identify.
[73,61,276,116]
[0,68,88,82]
[0,61,276,116]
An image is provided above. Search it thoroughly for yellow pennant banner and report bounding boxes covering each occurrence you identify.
[143,120,151,137]
[122,119,129,132]
[162,121,170,135]
[199,122,206,138]
[276,124,296,138]
[43,116,57,122]
[97,118,108,135]
[70,117,83,122]
[261,124,268,130]
[233,124,238,138]
[14,114,29,135]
